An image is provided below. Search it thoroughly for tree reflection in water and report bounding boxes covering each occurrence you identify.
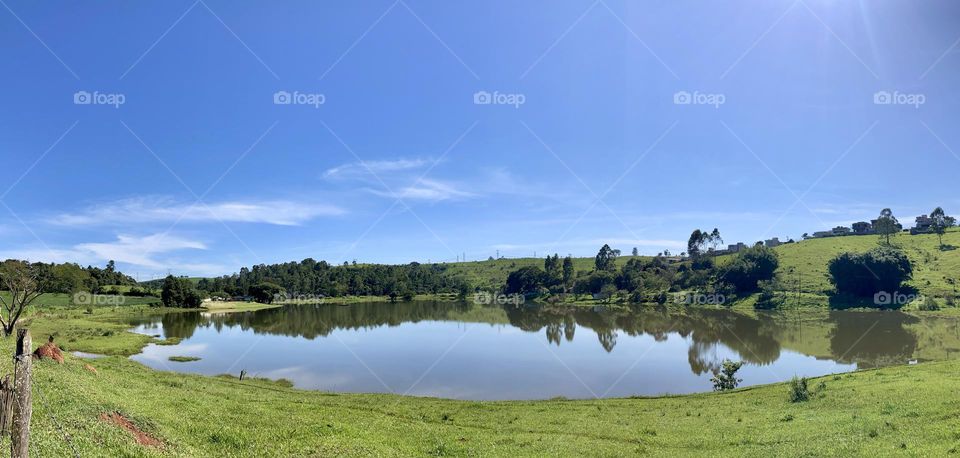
[139,300,944,375]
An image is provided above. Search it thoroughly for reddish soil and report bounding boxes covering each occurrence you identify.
[99,412,163,447]
[32,341,64,364]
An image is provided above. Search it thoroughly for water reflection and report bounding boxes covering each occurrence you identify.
[129,301,960,399]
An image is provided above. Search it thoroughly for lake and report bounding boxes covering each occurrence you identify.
[128,301,960,400]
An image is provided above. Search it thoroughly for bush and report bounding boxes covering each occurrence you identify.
[710,359,743,391]
[721,246,779,293]
[788,377,810,402]
[161,275,204,308]
[249,282,284,304]
[917,296,940,311]
[828,247,912,298]
[504,266,546,295]
[755,279,784,310]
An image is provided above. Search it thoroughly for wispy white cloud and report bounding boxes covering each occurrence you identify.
[54,197,344,226]
[76,233,206,268]
[324,157,476,202]
[0,233,218,273]
[368,179,474,201]
[323,158,432,179]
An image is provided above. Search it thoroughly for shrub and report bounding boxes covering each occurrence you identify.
[504,266,546,295]
[788,376,810,402]
[755,279,784,310]
[711,359,743,391]
[917,296,940,311]
[161,276,204,308]
[721,246,779,293]
[828,247,912,298]
[249,282,284,304]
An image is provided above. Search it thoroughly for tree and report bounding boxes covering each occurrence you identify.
[828,247,912,299]
[504,266,545,295]
[875,208,899,245]
[594,244,618,272]
[687,229,708,258]
[562,256,574,291]
[710,359,743,391]
[161,276,204,308]
[631,247,639,257]
[544,254,562,286]
[930,207,949,248]
[0,260,45,335]
[250,282,284,304]
[708,228,723,253]
[720,245,779,293]
[598,283,617,303]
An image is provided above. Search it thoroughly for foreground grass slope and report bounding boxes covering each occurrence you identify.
[3,348,957,457]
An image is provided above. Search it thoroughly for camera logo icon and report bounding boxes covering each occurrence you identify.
[673,91,692,105]
[73,291,92,305]
[273,91,292,105]
[873,91,892,105]
[473,291,492,304]
[873,291,892,305]
[473,91,492,105]
[74,91,92,105]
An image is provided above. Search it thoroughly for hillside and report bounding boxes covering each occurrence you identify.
[768,228,960,301]
[442,255,649,291]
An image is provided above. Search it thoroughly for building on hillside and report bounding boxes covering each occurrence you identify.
[726,242,748,253]
[852,221,874,234]
[764,237,782,248]
[811,226,852,238]
[911,214,934,235]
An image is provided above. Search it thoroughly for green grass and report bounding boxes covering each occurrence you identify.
[168,356,201,362]
[2,342,958,456]
[443,256,649,291]
[202,301,283,313]
[762,228,960,305]
[6,297,960,455]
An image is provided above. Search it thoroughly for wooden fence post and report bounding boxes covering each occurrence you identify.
[11,329,31,458]
[0,375,12,435]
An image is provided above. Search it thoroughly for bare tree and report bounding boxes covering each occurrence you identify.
[0,260,44,336]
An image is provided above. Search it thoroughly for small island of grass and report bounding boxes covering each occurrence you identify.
[168,356,201,362]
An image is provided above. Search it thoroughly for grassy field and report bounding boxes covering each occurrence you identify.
[2,335,958,456]
[443,229,960,309]
[443,256,648,291]
[4,291,960,455]
[771,228,960,298]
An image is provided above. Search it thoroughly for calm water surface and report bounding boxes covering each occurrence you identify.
[129,301,960,400]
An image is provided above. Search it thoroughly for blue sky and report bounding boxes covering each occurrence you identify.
[1,0,959,279]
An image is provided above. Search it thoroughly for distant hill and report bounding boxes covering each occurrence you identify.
[138,228,960,306]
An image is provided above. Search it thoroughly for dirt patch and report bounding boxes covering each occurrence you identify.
[99,412,163,447]
[33,340,64,364]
